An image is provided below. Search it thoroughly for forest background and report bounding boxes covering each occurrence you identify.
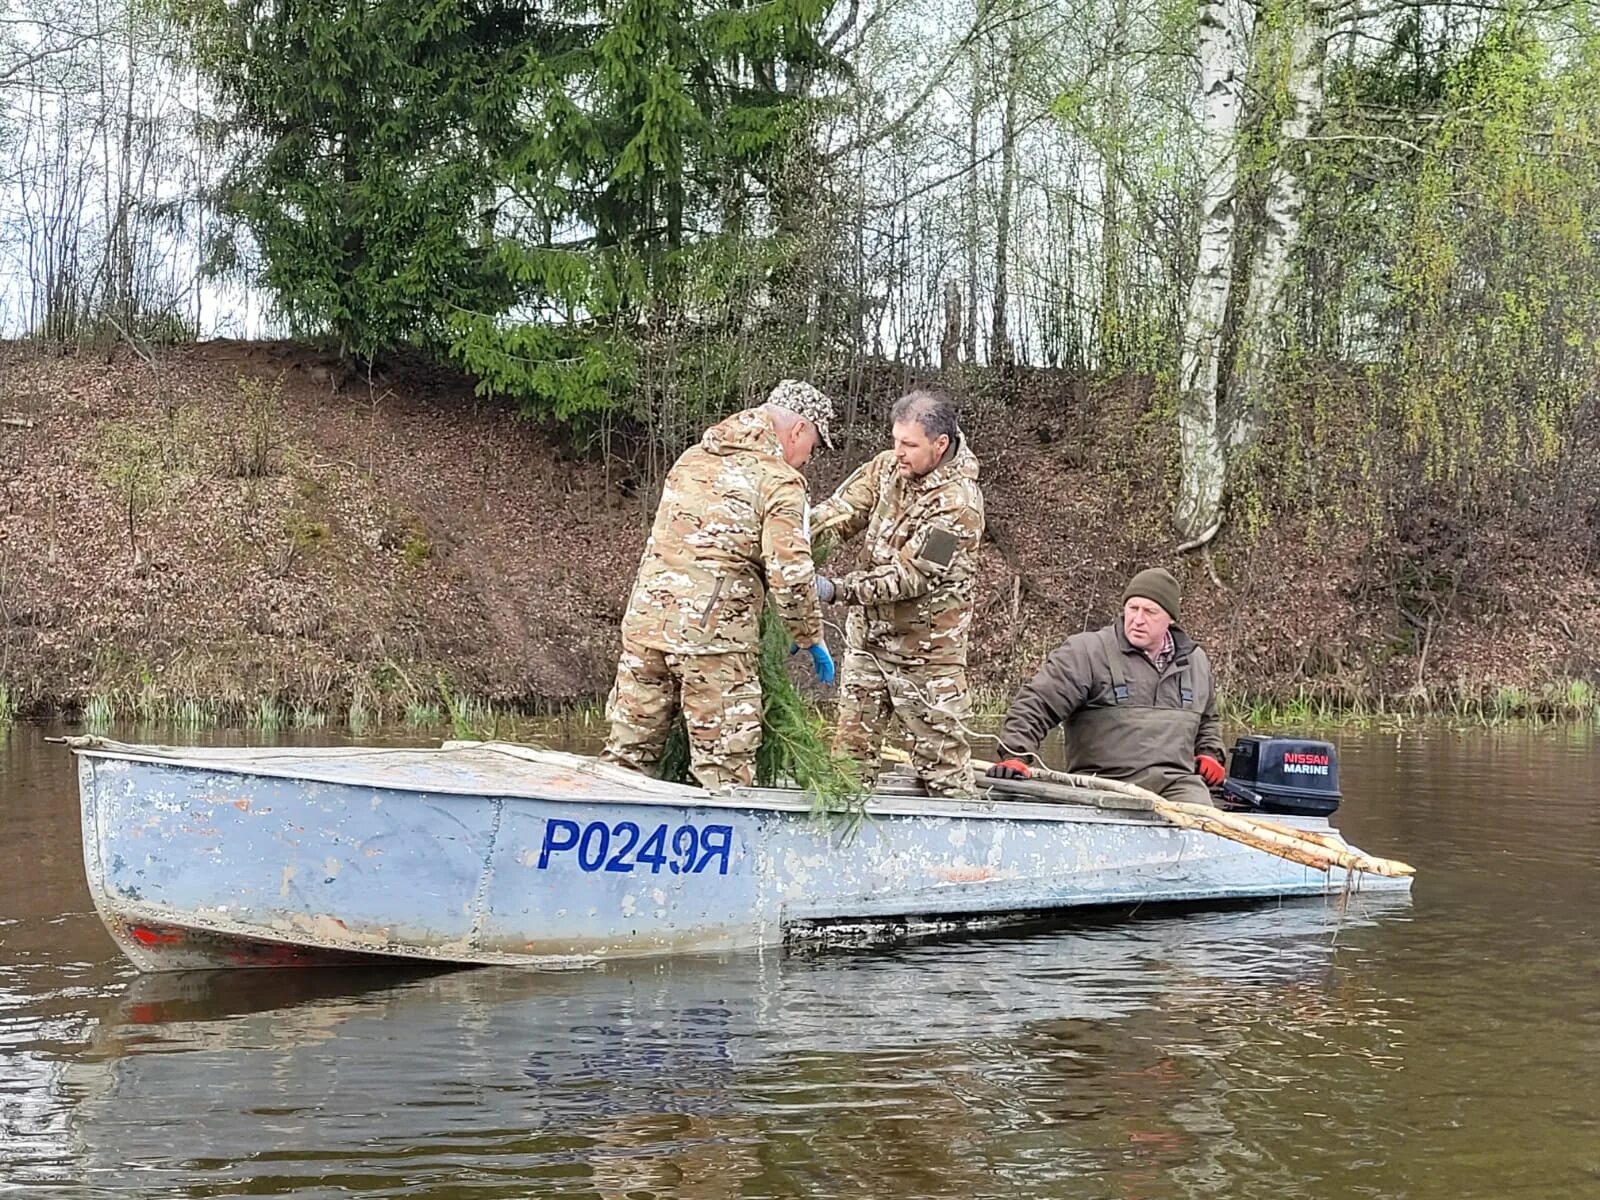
[4,0,1600,728]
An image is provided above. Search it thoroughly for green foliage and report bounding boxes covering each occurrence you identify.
[84,694,116,729]
[656,604,864,817]
[171,0,838,423]
[402,525,433,567]
[96,421,164,550]
[172,698,221,730]
[454,0,836,425]
[282,510,329,554]
[759,635,867,822]
[1388,20,1600,495]
[169,0,528,358]
[404,701,444,728]
[223,376,284,478]
[1218,677,1600,730]
[1232,13,1600,541]
[657,534,862,816]
[347,685,373,735]
[249,695,285,732]
[292,705,328,729]
[437,674,506,740]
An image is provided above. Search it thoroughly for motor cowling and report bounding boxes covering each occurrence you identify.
[1221,735,1341,817]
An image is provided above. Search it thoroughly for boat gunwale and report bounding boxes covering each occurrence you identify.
[69,743,1238,829]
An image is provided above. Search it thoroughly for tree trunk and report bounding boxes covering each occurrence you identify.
[1224,0,1326,451]
[963,3,984,365]
[1174,0,1244,549]
[1099,0,1130,370]
[991,16,1020,365]
[942,279,963,371]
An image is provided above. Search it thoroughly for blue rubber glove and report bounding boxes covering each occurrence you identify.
[788,640,836,685]
[808,642,836,685]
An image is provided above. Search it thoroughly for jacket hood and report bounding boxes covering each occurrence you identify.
[700,408,785,459]
[915,431,980,491]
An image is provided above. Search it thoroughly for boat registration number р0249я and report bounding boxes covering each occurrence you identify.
[535,818,736,876]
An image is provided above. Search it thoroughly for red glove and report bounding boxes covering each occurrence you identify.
[1195,754,1226,787]
[986,758,1033,780]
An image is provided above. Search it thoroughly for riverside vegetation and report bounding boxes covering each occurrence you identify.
[6,5,1600,732]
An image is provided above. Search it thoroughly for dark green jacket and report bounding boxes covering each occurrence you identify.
[998,621,1223,798]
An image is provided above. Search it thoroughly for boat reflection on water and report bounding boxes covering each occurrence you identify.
[63,894,1410,1198]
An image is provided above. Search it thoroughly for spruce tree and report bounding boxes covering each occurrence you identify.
[172,0,837,410]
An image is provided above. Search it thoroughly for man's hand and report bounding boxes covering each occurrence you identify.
[986,759,1033,780]
[807,642,836,685]
[1196,754,1226,787]
[816,575,837,604]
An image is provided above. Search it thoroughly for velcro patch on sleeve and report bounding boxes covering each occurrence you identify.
[917,525,959,569]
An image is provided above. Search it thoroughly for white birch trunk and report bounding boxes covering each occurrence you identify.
[1175,0,1245,549]
[1225,0,1327,451]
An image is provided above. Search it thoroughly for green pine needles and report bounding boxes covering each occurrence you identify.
[657,537,864,816]
[656,605,865,819]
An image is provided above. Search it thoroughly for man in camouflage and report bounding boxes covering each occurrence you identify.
[602,381,837,791]
[811,389,986,798]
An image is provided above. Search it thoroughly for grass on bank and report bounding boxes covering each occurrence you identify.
[30,670,1600,742]
[968,677,1600,731]
[61,678,608,743]
[1218,680,1600,730]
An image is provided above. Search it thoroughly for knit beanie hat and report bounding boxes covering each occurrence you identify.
[1122,567,1181,623]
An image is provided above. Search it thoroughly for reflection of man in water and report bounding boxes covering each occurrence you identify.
[523,996,759,1198]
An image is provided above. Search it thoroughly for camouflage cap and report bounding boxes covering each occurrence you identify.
[766,379,835,449]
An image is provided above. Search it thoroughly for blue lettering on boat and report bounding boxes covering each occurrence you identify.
[538,819,734,875]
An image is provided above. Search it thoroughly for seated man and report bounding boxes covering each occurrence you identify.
[986,567,1225,805]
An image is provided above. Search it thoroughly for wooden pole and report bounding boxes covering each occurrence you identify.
[978,760,1415,878]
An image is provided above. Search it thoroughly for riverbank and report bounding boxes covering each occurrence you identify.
[4,339,1600,726]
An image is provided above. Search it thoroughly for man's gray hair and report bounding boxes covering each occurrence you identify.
[890,389,960,443]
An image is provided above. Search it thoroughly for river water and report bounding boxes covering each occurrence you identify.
[1,722,1596,1198]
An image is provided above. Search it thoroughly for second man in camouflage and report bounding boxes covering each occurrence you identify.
[811,389,986,797]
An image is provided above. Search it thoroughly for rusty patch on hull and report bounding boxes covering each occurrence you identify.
[99,902,755,971]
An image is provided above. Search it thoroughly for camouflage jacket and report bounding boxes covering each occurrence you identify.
[810,434,985,667]
[620,408,823,655]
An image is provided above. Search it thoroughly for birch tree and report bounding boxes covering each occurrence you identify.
[1224,0,1328,451]
[991,9,1022,364]
[1174,0,1245,549]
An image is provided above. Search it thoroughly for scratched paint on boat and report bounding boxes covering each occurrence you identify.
[71,739,1410,971]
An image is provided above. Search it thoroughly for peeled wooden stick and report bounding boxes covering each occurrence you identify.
[1011,762,1349,852]
[1157,800,1415,877]
[1153,806,1347,871]
[977,759,1415,878]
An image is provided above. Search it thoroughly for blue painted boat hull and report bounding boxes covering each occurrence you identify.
[72,740,1411,971]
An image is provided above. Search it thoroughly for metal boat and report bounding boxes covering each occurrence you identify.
[69,737,1411,971]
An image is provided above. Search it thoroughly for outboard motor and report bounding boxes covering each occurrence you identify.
[1221,735,1341,817]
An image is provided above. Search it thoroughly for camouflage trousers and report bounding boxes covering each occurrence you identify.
[600,639,762,791]
[833,649,975,798]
